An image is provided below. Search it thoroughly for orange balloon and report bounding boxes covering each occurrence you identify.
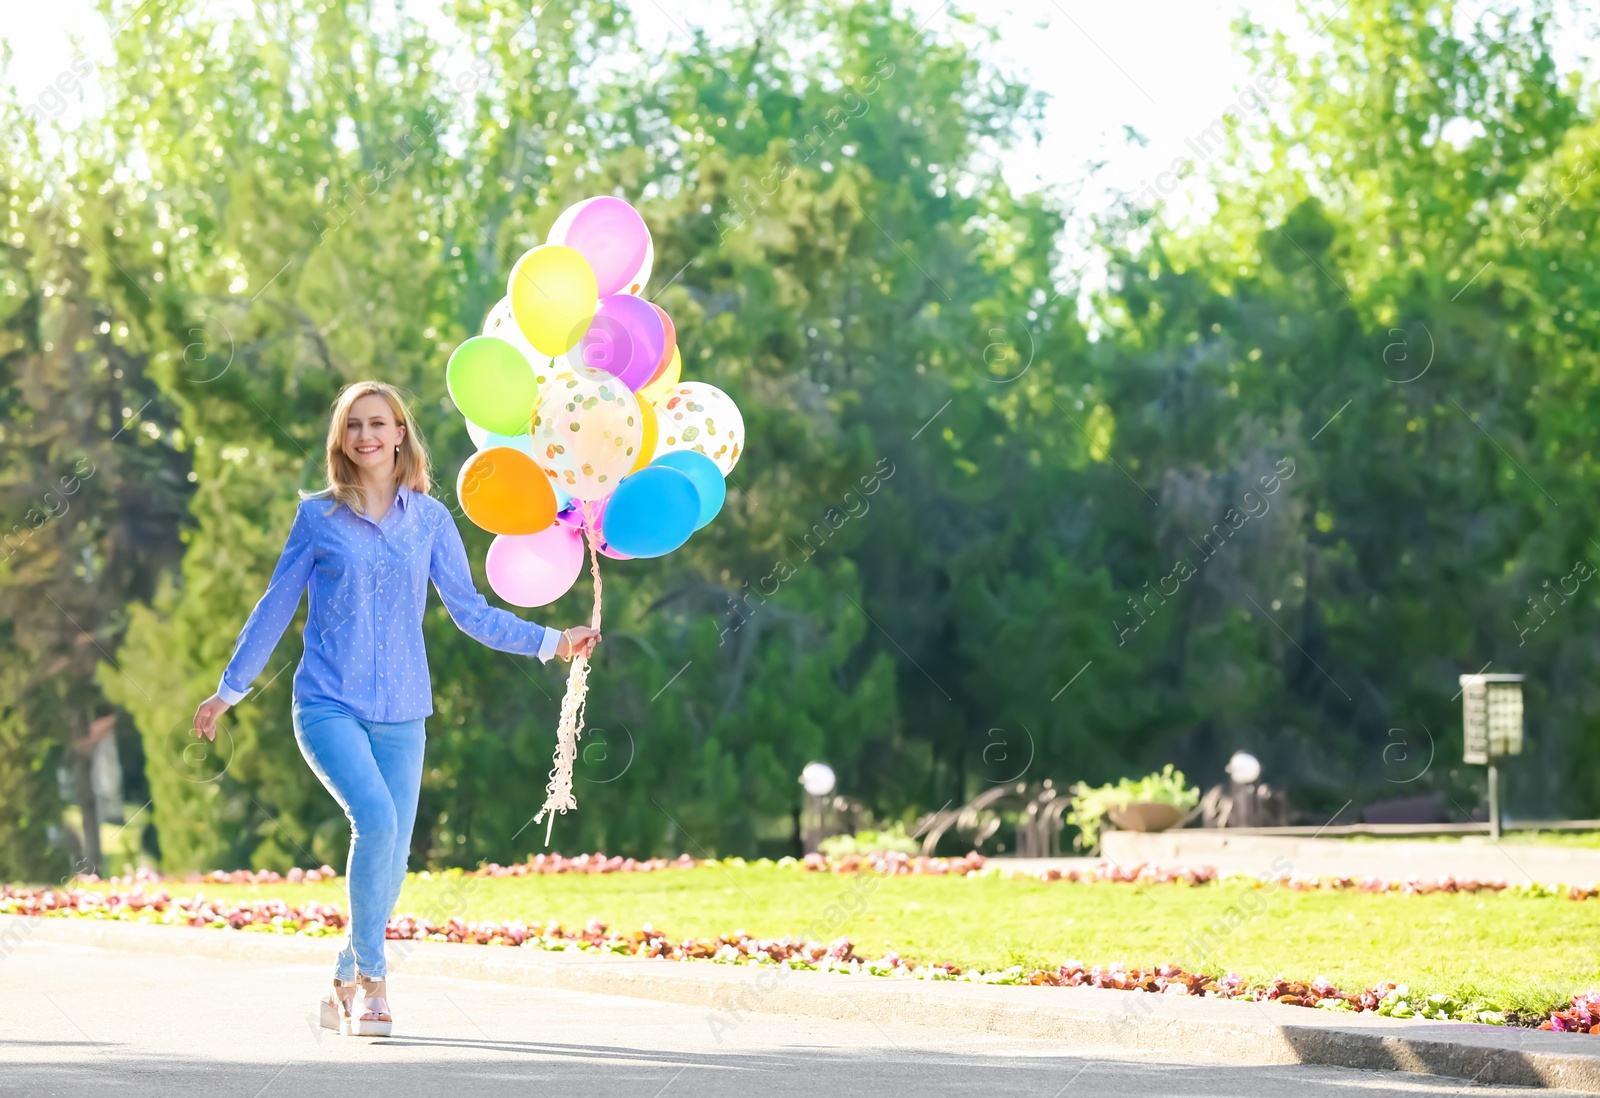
[629,390,660,473]
[643,302,677,387]
[457,447,557,535]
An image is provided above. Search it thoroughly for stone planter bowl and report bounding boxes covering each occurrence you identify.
[1106,801,1183,833]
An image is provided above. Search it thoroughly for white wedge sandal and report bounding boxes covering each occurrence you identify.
[318,978,358,1034]
[349,975,394,1037]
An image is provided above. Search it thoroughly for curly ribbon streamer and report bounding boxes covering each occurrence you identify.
[532,500,604,845]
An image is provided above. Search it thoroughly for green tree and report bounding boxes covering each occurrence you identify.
[0,118,189,877]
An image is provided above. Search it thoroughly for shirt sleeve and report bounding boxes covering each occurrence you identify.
[428,506,561,661]
[217,503,316,704]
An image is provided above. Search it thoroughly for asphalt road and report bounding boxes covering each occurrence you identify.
[0,937,1576,1096]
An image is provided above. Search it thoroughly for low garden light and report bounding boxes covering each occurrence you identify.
[798,762,837,853]
[1226,751,1261,786]
[1459,673,1525,840]
[800,762,836,797]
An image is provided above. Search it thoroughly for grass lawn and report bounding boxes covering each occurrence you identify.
[68,865,1598,1021]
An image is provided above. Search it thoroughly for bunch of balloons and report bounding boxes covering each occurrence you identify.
[445,195,745,608]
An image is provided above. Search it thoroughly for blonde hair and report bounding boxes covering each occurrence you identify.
[300,381,432,515]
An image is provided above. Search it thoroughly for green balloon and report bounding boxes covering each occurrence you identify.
[446,336,539,435]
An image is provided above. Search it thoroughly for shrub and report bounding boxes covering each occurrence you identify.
[1067,765,1200,851]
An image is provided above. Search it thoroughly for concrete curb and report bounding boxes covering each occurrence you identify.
[6,914,1598,1092]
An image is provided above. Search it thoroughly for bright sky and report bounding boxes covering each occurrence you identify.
[2,1,1296,196]
[4,0,1594,232]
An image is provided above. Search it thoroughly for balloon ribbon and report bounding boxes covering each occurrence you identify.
[532,500,603,845]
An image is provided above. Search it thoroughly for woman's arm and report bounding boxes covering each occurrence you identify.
[428,507,564,661]
[215,503,317,705]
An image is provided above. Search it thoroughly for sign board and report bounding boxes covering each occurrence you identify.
[1459,674,1524,765]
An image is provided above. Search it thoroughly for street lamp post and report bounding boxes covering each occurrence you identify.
[1459,673,1525,840]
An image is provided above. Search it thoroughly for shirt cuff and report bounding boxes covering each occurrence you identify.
[537,626,563,663]
[216,677,251,706]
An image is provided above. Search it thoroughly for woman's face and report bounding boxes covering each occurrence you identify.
[343,393,406,479]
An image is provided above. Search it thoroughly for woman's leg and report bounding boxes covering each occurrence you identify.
[365,716,427,950]
[291,701,399,982]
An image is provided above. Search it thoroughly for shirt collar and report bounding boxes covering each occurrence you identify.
[395,484,413,510]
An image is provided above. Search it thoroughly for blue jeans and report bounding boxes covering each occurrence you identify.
[291,699,426,981]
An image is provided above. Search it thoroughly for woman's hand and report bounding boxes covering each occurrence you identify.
[556,626,600,661]
[193,693,231,741]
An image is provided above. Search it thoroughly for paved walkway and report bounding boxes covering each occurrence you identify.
[2,936,1579,1096]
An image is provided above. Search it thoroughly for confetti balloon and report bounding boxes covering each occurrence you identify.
[531,373,644,501]
[653,382,744,476]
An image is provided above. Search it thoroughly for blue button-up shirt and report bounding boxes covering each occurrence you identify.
[216,483,561,721]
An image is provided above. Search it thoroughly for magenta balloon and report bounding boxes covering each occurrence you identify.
[561,197,651,297]
[567,294,665,391]
[549,496,631,558]
[585,494,635,560]
[486,525,586,608]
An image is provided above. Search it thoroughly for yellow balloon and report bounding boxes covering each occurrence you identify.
[629,389,659,473]
[639,345,682,404]
[508,245,598,357]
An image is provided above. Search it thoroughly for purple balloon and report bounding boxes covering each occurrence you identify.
[566,294,665,391]
[553,197,651,297]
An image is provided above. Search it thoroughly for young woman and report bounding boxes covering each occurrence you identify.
[191,380,598,1037]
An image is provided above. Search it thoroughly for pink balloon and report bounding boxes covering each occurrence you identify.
[550,197,652,297]
[486,525,586,608]
[566,294,665,391]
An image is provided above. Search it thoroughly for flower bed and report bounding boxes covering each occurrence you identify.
[82,865,342,888]
[67,852,1600,904]
[467,852,709,877]
[4,879,1593,1031]
[1544,991,1600,1034]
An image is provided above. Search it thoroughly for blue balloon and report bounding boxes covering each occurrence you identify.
[470,419,540,457]
[651,450,725,530]
[601,466,699,558]
[476,428,537,459]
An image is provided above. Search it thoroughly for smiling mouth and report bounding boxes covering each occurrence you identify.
[354,445,383,454]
